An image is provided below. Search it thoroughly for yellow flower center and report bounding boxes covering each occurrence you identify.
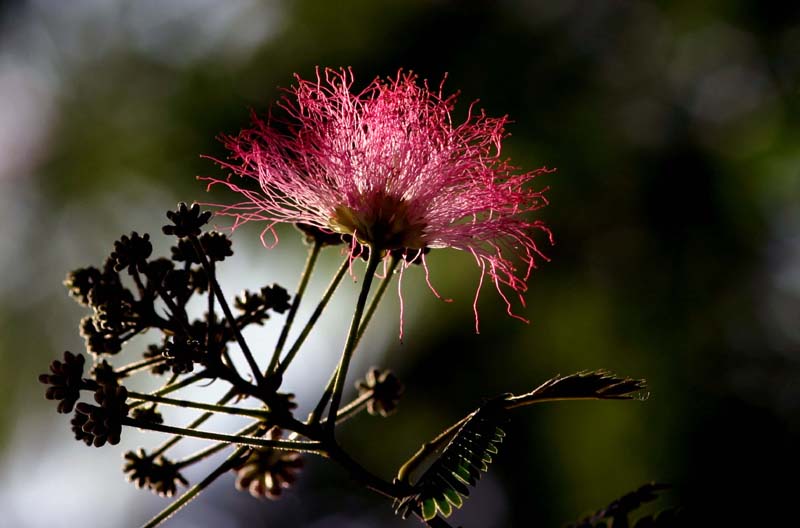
[330,194,426,250]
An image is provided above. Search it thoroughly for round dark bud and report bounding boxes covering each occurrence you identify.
[80,316,123,356]
[163,202,212,238]
[261,284,291,313]
[39,351,87,414]
[111,232,153,274]
[143,343,170,376]
[91,360,117,384]
[163,337,204,375]
[295,223,345,247]
[198,231,233,262]
[123,449,188,497]
[163,268,191,299]
[170,238,200,264]
[64,267,102,305]
[234,427,304,500]
[356,368,405,417]
[144,258,175,288]
[73,380,129,447]
[131,406,164,425]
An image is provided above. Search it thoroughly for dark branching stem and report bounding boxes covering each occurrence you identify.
[325,441,410,499]
[189,235,266,389]
[207,261,216,331]
[426,517,456,528]
[325,248,383,434]
[267,239,323,374]
[126,241,417,527]
[145,271,191,334]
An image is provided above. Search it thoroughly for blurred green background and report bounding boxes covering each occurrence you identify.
[1,0,799,526]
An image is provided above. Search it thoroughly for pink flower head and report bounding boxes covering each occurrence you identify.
[203,68,553,332]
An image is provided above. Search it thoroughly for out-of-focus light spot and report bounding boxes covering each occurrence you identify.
[0,180,38,298]
[669,23,775,124]
[25,0,284,69]
[0,419,135,528]
[125,0,284,66]
[617,98,670,147]
[764,204,800,349]
[691,64,772,124]
[0,60,55,181]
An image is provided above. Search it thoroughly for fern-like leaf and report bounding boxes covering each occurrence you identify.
[505,370,647,409]
[394,396,509,521]
[567,482,673,528]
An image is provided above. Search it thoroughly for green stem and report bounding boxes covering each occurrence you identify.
[325,248,382,433]
[308,369,337,426]
[267,240,322,374]
[275,255,349,377]
[115,356,166,377]
[128,372,201,410]
[323,389,372,426]
[123,417,325,453]
[141,446,249,528]
[127,391,269,421]
[356,254,400,343]
[190,236,265,388]
[503,395,631,409]
[150,388,237,459]
[152,372,204,396]
[174,422,261,469]
[309,256,398,424]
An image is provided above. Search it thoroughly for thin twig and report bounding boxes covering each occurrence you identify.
[127,391,269,420]
[267,240,322,374]
[275,255,349,377]
[174,422,261,469]
[150,388,237,458]
[123,417,325,453]
[309,255,397,424]
[141,446,249,528]
[190,235,266,388]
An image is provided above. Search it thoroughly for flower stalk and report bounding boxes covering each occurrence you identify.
[324,248,383,434]
[267,239,323,374]
[275,255,350,377]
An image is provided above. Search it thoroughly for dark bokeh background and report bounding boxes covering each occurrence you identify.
[1,1,799,526]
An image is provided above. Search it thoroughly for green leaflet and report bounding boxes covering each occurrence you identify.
[393,396,509,521]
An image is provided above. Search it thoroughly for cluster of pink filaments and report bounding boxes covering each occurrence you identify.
[203,67,553,331]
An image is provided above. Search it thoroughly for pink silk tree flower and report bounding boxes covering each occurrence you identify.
[203,68,553,332]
